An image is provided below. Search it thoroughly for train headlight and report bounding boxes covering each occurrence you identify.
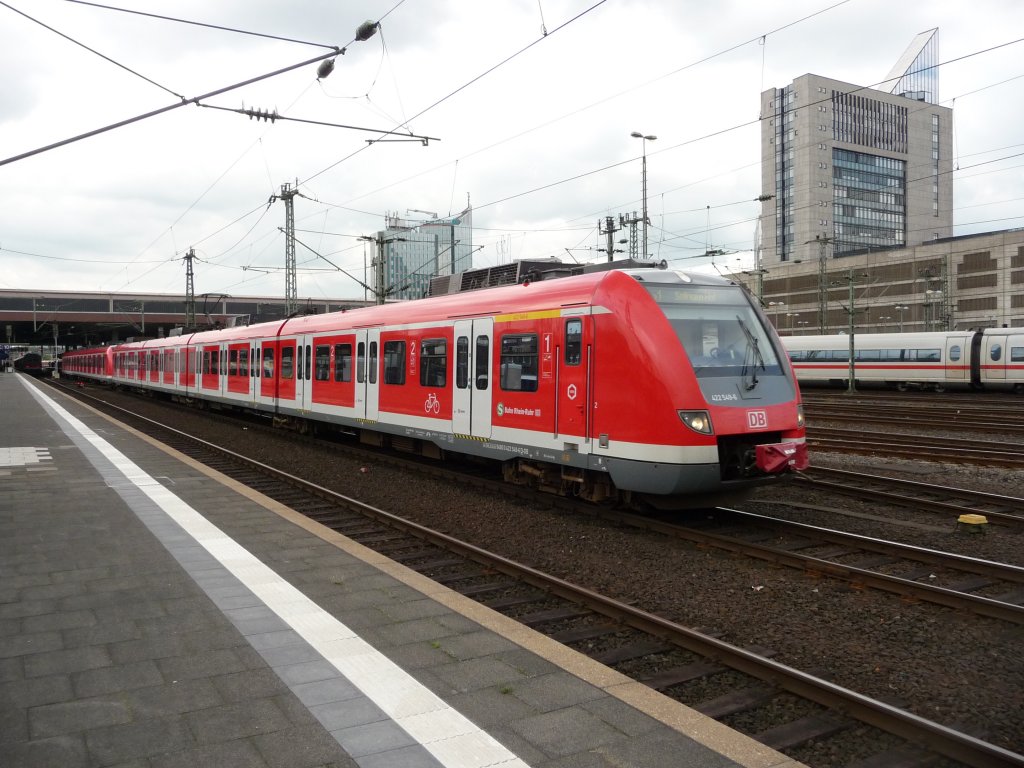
[678,410,713,434]
[796,404,805,429]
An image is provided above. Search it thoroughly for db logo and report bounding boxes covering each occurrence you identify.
[747,410,768,429]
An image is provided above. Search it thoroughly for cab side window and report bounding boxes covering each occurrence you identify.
[565,319,582,365]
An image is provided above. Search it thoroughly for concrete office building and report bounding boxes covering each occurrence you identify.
[748,30,1024,331]
[760,29,952,264]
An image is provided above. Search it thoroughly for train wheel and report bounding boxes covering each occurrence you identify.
[933,383,945,393]
[896,382,909,392]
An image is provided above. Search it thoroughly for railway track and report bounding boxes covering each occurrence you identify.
[690,508,1024,623]
[806,427,1024,466]
[47,380,1024,768]
[803,405,1024,435]
[795,466,1024,528]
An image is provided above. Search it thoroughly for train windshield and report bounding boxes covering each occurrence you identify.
[644,285,785,380]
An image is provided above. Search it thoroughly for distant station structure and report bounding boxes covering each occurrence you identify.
[0,290,372,357]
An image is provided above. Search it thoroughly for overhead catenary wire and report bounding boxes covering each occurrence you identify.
[7,1,1022,299]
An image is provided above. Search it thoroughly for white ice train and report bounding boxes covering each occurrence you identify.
[782,329,1024,393]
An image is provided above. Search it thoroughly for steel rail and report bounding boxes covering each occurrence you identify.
[796,466,1024,526]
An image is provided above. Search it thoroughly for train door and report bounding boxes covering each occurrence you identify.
[982,332,1008,382]
[258,340,278,405]
[162,350,174,386]
[354,329,381,421]
[295,336,312,411]
[181,347,196,394]
[944,335,969,383]
[556,315,592,442]
[249,342,260,407]
[452,319,493,437]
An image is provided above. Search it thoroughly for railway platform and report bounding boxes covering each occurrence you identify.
[1,371,803,768]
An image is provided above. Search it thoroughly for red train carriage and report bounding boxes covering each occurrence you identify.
[62,268,808,507]
[60,346,115,380]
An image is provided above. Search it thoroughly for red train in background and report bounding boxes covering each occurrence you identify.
[61,267,808,508]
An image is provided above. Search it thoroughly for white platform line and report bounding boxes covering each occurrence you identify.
[22,379,530,768]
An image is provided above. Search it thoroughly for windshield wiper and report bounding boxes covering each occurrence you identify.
[736,315,766,390]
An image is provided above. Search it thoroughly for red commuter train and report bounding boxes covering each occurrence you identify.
[61,267,808,507]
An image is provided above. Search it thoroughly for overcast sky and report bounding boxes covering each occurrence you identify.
[3,0,1022,301]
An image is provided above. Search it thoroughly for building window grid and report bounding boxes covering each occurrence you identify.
[832,148,906,253]
[831,91,907,153]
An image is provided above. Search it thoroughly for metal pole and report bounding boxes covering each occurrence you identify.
[375,239,386,305]
[847,270,856,394]
[641,148,648,259]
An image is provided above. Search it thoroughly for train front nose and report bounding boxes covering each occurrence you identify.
[688,404,808,480]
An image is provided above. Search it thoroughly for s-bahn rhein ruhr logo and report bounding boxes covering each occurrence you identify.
[747,410,768,429]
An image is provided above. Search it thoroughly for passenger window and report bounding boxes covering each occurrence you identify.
[229,349,239,376]
[263,347,275,378]
[203,351,210,375]
[296,344,303,380]
[315,345,330,381]
[419,338,447,387]
[281,346,294,379]
[368,341,378,384]
[1012,347,1024,363]
[357,342,366,383]
[565,319,582,365]
[475,335,489,390]
[254,348,260,378]
[240,348,249,376]
[383,340,406,385]
[990,344,1002,362]
[305,344,311,381]
[211,349,219,375]
[949,345,961,362]
[334,344,352,382]
[456,337,469,389]
[500,334,538,392]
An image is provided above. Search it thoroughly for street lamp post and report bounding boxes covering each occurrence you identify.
[630,132,657,259]
[768,301,785,328]
[878,315,892,332]
[893,304,909,333]
[785,312,799,334]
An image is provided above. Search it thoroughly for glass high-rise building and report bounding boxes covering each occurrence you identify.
[375,205,475,300]
[759,29,951,265]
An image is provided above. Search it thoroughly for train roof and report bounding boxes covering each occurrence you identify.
[112,268,736,349]
[75,268,740,353]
